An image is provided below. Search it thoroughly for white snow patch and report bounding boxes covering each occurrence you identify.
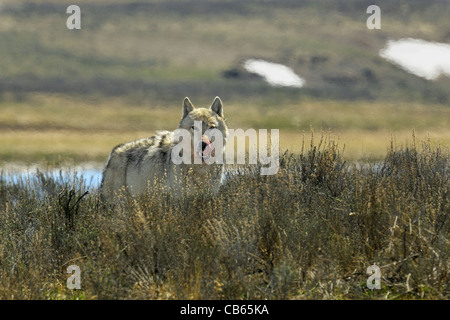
[380,38,450,80]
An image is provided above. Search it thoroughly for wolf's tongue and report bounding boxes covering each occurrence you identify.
[202,141,212,156]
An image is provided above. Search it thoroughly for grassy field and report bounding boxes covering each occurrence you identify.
[0,93,449,164]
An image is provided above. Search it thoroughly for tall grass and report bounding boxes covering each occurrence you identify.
[1,0,450,103]
[0,135,448,299]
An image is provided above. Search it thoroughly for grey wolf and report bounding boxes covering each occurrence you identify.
[100,97,228,201]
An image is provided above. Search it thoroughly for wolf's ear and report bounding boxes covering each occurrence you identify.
[210,96,224,117]
[182,97,194,118]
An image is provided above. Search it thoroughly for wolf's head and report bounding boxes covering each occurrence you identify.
[178,97,228,163]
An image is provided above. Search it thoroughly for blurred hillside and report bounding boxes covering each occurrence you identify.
[0,0,449,104]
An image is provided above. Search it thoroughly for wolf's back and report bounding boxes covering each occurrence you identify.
[100,131,174,201]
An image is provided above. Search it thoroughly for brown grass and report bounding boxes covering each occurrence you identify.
[0,134,448,299]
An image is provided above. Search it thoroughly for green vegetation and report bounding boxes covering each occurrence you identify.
[0,137,448,299]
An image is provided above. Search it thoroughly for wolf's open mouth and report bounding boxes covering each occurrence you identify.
[198,144,212,159]
[197,137,212,160]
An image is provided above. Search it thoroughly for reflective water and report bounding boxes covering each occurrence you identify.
[1,164,103,191]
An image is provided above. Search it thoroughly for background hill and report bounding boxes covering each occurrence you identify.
[1,0,450,102]
[0,0,449,162]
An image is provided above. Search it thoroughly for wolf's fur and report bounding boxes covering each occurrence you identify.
[100,97,228,201]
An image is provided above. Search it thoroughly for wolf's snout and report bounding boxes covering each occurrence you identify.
[197,135,212,159]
